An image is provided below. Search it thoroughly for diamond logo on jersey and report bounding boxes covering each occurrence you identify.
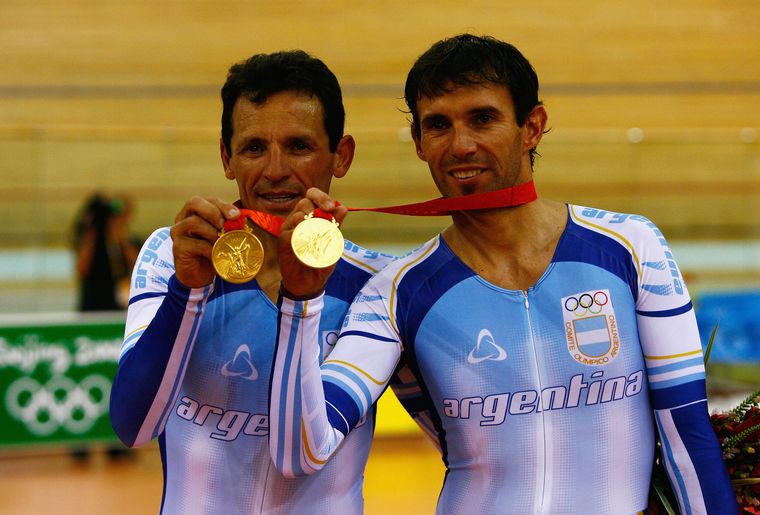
[561,289,619,366]
[467,329,507,364]
[221,344,259,380]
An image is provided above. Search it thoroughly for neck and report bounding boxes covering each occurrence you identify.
[446,198,550,247]
[442,198,568,290]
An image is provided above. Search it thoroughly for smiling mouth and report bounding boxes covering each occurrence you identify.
[260,193,300,204]
[450,168,485,180]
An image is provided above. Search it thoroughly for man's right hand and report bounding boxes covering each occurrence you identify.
[170,196,240,288]
[278,188,348,299]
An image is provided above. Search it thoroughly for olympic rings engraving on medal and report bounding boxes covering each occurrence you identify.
[564,291,609,317]
[4,374,111,436]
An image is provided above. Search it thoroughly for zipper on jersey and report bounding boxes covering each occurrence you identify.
[522,290,548,511]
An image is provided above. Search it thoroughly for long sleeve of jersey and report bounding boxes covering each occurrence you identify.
[109,228,213,447]
[626,217,738,514]
[271,289,402,477]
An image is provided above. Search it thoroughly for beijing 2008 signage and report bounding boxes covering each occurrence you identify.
[0,313,124,448]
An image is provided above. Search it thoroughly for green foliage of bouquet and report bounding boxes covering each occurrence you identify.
[649,325,760,514]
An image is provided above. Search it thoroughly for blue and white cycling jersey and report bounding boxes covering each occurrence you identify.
[272,205,737,515]
[109,227,394,514]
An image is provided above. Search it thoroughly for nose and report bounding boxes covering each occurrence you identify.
[449,125,477,159]
[262,145,290,182]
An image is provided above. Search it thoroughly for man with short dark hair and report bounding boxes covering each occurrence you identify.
[109,50,393,514]
[271,35,737,514]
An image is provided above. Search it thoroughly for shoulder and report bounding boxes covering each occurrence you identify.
[567,205,690,300]
[132,227,174,292]
[366,235,472,298]
[567,204,669,257]
[370,237,441,281]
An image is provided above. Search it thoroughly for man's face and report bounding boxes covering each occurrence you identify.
[412,82,540,198]
[221,91,351,217]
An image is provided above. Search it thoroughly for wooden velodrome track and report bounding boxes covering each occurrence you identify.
[0,1,758,513]
[0,0,758,249]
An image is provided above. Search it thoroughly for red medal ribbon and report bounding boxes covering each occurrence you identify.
[233,180,537,229]
[334,180,536,217]
[225,207,284,236]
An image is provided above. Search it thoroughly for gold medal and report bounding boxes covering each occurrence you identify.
[291,213,344,269]
[212,224,264,283]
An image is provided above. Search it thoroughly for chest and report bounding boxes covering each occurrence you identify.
[184,288,349,401]
[406,262,645,403]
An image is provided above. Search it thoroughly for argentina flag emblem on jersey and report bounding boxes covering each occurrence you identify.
[561,289,620,366]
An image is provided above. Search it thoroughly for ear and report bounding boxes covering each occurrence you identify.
[411,124,427,162]
[220,138,234,180]
[523,105,548,153]
[331,135,355,179]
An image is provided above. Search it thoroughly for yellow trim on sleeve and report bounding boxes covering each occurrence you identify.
[125,324,149,340]
[389,240,438,333]
[301,421,328,465]
[341,252,381,274]
[323,359,391,386]
[644,348,703,360]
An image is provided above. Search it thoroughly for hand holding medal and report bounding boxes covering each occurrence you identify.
[277,189,349,297]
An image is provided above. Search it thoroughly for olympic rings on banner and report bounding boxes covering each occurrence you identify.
[564,290,609,317]
[4,374,111,436]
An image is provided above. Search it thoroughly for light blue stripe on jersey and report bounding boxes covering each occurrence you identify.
[322,364,373,412]
[648,357,704,376]
[277,301,304,474]
[655,412,692,513]
[152,285,208,439]
[649,372,706,391]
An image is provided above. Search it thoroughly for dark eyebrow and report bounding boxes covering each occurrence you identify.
[469,106,502,118]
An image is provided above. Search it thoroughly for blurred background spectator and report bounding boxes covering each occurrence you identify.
[73,192,141,312]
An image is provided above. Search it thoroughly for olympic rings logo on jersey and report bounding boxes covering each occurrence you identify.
[4,374,111,436]
[560,289,620,366]
[563,291,609,317]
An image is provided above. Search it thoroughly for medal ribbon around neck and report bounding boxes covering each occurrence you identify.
[213,181,537,281]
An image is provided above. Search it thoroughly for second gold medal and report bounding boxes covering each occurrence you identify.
[291,213,344,269]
